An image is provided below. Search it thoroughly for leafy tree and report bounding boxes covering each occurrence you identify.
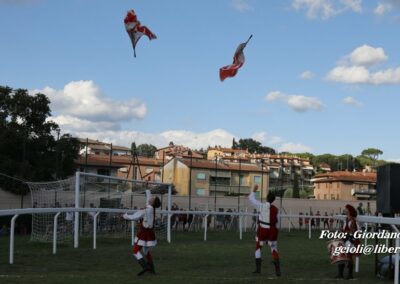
[237,138,276,154]
[136,143,157,158]
[361,148,383,167]
[0,86,79,194]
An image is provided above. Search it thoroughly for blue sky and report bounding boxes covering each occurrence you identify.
[1,0,400,160]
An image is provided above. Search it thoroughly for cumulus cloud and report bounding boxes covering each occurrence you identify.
[300,71,315,80]
[31,80,147,122]
[349,45,388,66]
[265,91,324,112]
[251,132,284,145]
[343,96,362,107]
[374,2,393,15]
[231,0,253,12]
[326,45,400,85]
[278,142,312,153]
[292,0,362,20]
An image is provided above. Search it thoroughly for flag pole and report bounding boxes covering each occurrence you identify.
[245,34,253,45]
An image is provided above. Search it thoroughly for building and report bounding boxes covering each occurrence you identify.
[78,138,131,156]
[75,154,163,182]
[155,144,204,161]
[162,157,269,198]
[312,171,376,201]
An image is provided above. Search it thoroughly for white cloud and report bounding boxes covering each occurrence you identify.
[278,142,312,153]
[292,0,362,20]
[31,80,147,122]
[349,45,388,66]
[326,65,370,83]
[231,0,253,12]
[300,70,315,79]
[343,96,362,107]
[251,132,284,145]
[326,45,400,85]
[374,2,393,15]
[265,91,324,112]
[51,115,120,132]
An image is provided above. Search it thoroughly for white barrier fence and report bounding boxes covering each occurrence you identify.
[0,208,399,284]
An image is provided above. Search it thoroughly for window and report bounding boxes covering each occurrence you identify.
[239,174,245,185]
[197,173,206,180]
[331,194,335,200]
[337,183,339,189]
[254,176,261,184]
[97,169,110,176]
[337,194,340,200]
[324,194,327,200]
[196,189,206,196]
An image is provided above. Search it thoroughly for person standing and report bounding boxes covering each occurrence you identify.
[248,185,281,276]
[123,190,161,276]
[335,204,360,280]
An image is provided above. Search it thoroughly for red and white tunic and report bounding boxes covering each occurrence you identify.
[123,190,156,247]
[249,192,279,242]
[343,216,360,257]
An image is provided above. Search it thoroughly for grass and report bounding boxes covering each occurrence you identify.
[0,230,393,284]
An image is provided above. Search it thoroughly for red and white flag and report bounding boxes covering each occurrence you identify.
[124,10,157,57]
[219,35,252,81]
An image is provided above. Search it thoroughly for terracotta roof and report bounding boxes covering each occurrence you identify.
[208,147,249,153]
[313,171,376,183]
[76,155,163,167]
[178,158,267,173]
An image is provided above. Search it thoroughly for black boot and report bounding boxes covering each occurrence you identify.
[335,263,345,279]
[253,258,261,273]
[273,259,281,277]
[137,258,148,276]
[345,261,353,280]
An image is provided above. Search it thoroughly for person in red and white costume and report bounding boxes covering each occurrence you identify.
[123,189,161,276]
[336,204,360,280]
[248,185,281,276]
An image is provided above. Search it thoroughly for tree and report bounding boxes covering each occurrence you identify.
[361,148,383,167]
[232,138,238,149]
[237,138,276,154]
[0,86,79,194]
[136,143,157,158]
[292,173,300,198]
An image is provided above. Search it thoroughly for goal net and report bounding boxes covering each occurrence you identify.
[27,172,172,243]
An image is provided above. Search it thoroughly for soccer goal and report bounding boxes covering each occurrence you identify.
[27,172,173,243]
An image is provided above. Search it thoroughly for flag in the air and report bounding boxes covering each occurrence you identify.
[219,35,252,81]
[124,10,157,57]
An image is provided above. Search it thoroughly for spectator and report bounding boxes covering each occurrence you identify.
[357,203,365,216]
[298,212,303,230]
[323,212,329,229]
[316,211,321,229]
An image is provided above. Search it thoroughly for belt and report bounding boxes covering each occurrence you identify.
[258,220,270,226]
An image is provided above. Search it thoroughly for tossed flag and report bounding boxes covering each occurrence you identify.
[219,35,253,81]
[124,9,157,57]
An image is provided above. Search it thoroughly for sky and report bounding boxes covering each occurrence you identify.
[1,0,400,161]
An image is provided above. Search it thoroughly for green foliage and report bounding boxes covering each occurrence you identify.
[0,86,79,194]
[292,174,300,198]
[136,143,157,158]
[237,138,275,154]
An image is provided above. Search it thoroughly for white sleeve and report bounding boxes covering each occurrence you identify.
[248,192,262,208]
[123,210,145,221]
[146,189,152,205]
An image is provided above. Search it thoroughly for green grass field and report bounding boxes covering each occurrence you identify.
[0,230,393,284]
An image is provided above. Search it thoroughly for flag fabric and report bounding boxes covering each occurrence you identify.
[219,35,252,81]
[124,10,157,57]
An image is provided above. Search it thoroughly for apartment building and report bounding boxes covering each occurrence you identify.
[312,171,376,201]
